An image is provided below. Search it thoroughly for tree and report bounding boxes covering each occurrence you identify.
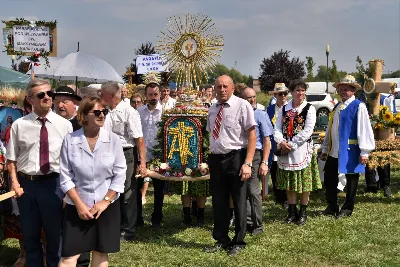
[259,49,305,92]
[247,75,254,87]
[382,70,400,79]
[206,64,250,85]
[305,56,316,82]
[314,61,347,82]
[124,42,158,84]
[355,56,370,85]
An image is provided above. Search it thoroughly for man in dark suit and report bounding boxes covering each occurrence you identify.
[53,86,82,131]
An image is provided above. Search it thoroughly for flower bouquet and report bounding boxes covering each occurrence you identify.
[148,159,210,181]
[370,106,400,140]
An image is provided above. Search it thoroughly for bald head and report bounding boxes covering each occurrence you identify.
[215,75,234,103]
[242,87,257,108]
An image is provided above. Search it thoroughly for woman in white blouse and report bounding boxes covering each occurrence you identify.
[59,97,127,267]
[273,79,321,226]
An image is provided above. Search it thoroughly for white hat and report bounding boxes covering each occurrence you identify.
[269,83,289,95]
[332,75,361,90]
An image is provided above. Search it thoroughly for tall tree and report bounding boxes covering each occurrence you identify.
[382,70,400,79]
[247,75,254,87]
[355,55,370,85]
[305,56,316,82]
[206,64,249,85]
[259,49,305,92]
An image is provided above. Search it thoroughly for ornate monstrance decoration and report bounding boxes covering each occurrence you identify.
[156,13,224,88]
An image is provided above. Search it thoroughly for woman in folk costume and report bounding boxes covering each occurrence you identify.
[274,79,322,225]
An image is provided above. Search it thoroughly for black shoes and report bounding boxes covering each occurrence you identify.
[383,187,393,198]
[251,228,263,236]
[284,204,298,224]
[319,207,339,217]
[227,245,245,256]
[336,210,352,220]
[296,205,307,226]
[204,242,228,253]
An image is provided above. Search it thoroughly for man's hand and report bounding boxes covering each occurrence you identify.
[319,153,327,161]
[11,182,24,198]
[360,156,368,165]
[239,164,251,181]
[138,162,148,177]
[280,141,292,153]
[162,95,169,103]
[89,200,110,219]
[258,162,268,176]
[76,203,94,220]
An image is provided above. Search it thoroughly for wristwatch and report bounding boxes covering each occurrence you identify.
[261,160,268,165]
[104,196,112,204]
[243,162,252,167]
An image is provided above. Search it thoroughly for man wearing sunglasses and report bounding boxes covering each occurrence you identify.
[6,78,73,267]
[266,83,289,209]
[101,81,146,242]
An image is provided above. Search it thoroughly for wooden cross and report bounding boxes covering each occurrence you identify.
[125,69,135,85]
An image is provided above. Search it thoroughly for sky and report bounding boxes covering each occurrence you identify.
[1,0,399,79]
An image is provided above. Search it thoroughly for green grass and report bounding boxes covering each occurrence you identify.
[2,169,400,267]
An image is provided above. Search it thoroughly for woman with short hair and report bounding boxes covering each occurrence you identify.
[59,97,127,267]
[274,79,321,225]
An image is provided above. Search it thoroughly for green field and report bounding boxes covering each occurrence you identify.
[1,168,400,267]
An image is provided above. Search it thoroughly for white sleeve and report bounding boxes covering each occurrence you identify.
[273,106,285,144]
[357,103,375,157]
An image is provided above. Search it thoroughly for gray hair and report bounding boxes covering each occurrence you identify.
[26,78,51,96]
[79,86,100,99]
[101,81,121,98]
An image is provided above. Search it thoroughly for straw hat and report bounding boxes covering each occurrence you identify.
[332,75,361,90]
[269,83,289,95]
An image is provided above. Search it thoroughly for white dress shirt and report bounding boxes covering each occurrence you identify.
[104,100,143,148]
[383,94,396,113]
[6,111,73,175]
[321,96,375,158]
[206,95,256,154]
[138,102,163,162]
[59,128,127,207]
[256,103,265,110]
[160,97,176,111]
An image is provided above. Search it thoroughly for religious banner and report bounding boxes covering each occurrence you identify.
[2,18,57,57]
[135,54,167,74]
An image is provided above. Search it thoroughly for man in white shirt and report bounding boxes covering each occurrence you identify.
[137,82,165,227]
[159,83,176,110]
[121,85,130,104]
[320,75,375,219]
[101,81,146,241]
[7,78,73,267]
[204,75,256,256]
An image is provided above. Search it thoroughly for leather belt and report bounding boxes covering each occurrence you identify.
[17,171,59,181]
[211,149,243,159]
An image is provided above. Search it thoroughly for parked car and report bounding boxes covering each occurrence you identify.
[306,93,336,117]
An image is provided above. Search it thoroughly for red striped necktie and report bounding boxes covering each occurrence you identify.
[212,103,225,139]
[38,117,50,174]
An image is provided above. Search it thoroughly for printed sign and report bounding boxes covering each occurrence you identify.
[136,54,167,74]
[13,25,51,53]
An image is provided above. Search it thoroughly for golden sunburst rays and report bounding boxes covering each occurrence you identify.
[157,13,224,89]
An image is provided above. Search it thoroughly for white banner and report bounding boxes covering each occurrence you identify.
[13,25,50,53]
[136,54,167,74]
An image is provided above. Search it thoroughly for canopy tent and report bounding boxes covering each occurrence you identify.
[0,66,30,89]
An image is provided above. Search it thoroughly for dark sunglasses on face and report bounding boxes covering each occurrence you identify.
[278,92,288,97]
[36,90,54,99]
[88,109,109,117]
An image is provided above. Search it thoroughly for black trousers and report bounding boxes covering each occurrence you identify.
[324,156,359,214]
[120,147,138,236]
[209,149,247,246]
[246,150,263,231]
[365,164,390,190]
[270,161,287,204]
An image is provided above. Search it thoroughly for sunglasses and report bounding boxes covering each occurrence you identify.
[88,109,109,117]
[278,92,288,97]
[36,90,54,99]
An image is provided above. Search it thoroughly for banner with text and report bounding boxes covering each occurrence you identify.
[136,54,167,74]
[13,26,50,53]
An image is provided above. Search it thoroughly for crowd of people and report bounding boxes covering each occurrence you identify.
[0,72,386,264]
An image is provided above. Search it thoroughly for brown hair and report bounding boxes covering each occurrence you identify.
[130,93,144,102]
[288,79,308,92]
[77,97,106,126]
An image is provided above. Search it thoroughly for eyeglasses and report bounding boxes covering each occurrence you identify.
[88,109,109,117]
[36,90,54,99]
[278,92,288,97]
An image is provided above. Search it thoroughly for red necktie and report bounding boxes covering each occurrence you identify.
[38,117,50,174]
[212,103,225,139]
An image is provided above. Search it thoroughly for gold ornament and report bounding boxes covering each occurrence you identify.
[168,121,195,165]
[156,13,224,89]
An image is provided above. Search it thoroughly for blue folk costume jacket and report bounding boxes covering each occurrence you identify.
[326,99,365,174]
[266,104,276,167]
